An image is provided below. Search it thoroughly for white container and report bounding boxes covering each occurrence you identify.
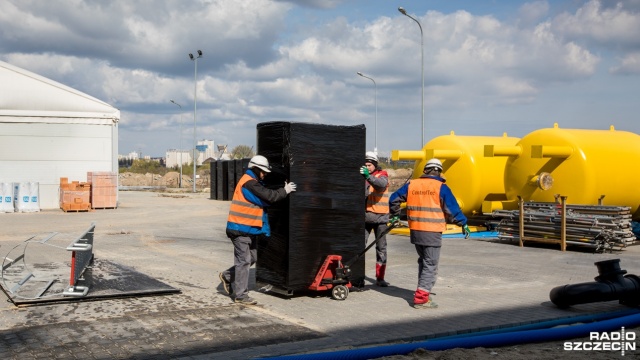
[28,181,40,212]
[14,182,40,213]
[0,182,14,213]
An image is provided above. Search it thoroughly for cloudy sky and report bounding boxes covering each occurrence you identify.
[2,0,640,158]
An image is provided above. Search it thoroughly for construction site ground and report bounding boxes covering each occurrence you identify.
[1,190,639,359]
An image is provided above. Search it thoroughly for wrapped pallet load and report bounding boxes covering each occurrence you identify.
[256,122,366,295]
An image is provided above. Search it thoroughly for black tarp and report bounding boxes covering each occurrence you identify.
[235,158,250,186]
[216,161,229,201]
[226,159,236,199]
[209,162,217,199]
[255,122,366,293]
[211,159,251,200]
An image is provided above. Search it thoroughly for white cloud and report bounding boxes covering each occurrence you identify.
[610,52,640,74]
[518,1,550,27]
[273,0,343,10]
[552,0,640,47]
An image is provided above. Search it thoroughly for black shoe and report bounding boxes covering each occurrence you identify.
[219,272,231,295]
[234,296,258,305]
[376,280,390,287]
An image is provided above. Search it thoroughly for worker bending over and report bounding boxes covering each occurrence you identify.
[219,155,296,305]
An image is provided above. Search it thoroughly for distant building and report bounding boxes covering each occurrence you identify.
[166,139,216,167]
[196,140,215,164]
[118,152,140,161]
[0,60,119,210]
[165,149,191,168]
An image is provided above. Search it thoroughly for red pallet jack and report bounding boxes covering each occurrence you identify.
[308,220,399,300]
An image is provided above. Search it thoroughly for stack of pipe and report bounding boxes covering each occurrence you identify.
[489,202,636,251]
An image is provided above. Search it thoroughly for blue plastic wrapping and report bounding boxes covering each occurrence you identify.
[255,121,366,292]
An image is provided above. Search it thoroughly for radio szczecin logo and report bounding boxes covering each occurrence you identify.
[564,327,636,355]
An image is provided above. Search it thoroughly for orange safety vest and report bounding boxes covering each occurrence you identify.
[227,174,264,229]
[406,178,446,232]
[366,172,389,214]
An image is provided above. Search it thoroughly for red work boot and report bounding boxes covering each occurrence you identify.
[413,289,437,309]
[375,263,389,287]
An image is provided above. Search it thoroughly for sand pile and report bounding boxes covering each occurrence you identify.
[119,168,413,190]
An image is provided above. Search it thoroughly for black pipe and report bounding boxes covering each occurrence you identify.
[549,259,640,308]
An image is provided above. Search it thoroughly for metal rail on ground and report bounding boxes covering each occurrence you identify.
[63,222,95,297]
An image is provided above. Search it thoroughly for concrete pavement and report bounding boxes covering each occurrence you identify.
[1,190,639,359]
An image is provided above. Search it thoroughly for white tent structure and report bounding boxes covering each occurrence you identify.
[0,60,119,210]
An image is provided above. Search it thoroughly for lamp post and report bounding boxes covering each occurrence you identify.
[398,7,424,148]
[356,72,377,154]
[189,50,202,193]
[170,99,183,188]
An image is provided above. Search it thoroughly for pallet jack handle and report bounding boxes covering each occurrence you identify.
[344,220,399,268]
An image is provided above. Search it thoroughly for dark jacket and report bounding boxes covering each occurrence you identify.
[226,169,288,238]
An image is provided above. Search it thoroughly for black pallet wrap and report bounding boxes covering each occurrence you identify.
[226,159,236,199]
[210,161,217,200]
[234,158,250,192]
[255,121,366,293]
[216,161,229,201]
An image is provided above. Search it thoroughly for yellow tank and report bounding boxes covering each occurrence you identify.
[391,131,520,216]
[485,123,640,220]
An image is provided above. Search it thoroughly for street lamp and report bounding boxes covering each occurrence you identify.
[398,7,424,148]
[356,72,377,154]
[189,49,203,193]
[170,99,183,188]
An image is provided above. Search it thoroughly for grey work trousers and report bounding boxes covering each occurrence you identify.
[222,235,257,300]
[415,244,441,292]
[365,222,388,264]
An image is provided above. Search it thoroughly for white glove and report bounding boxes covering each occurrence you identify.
[284,181,297,194]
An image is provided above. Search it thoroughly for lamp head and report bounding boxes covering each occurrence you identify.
[398,7,407,15]
[197,50,203,56]
[357,72,364,76]
[189,53,194,60]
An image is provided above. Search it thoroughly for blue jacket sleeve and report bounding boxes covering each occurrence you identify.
[241,187,270,207]
[389,182,409,216]
[439,184,467,226]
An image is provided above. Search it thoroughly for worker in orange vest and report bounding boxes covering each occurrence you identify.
[389,158,470,308]
[219,155,296,305]
[361,151,391,287]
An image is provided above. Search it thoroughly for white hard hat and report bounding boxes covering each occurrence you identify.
[365,151,378,164]
[424,158,443,172]
[248,155,271,173]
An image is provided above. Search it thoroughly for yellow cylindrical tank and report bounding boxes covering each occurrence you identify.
[494,123,640,220]
[392,131,520,216]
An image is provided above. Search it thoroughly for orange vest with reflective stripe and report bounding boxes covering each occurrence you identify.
[227,174,264,228]
[366,172,389,214]
[406,178,446,232]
